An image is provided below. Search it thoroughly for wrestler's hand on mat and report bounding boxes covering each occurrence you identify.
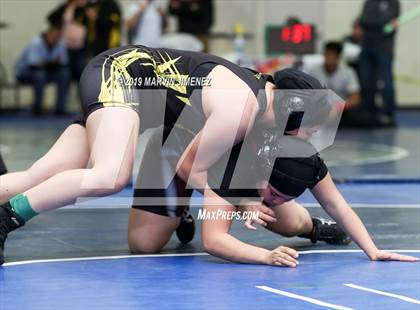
[239,202,277,230]
[266,246,299,267]
[369,251,419,262]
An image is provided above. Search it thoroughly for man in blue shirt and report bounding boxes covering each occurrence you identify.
[15,21,70,116]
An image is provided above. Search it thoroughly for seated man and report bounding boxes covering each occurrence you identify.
[305,41,361,126]
[14,19,70,116]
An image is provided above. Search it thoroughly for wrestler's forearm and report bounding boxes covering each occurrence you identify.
[203,229,269,264]
[202,189,270,264]
[324,202,378,259]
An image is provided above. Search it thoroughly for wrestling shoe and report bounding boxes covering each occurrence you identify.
[176,207,195,244]
[0,203,25,265]
[310,217,352,245]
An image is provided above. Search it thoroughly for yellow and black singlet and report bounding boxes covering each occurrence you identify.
[78,45,272,134]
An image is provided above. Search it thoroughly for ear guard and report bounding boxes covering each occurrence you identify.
[255,131,328,196]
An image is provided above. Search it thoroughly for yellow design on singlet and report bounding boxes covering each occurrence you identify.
[138,50,191,105]
[98,48,192,107]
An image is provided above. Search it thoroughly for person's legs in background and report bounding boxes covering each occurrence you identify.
[378,52,396,125]
[16,69,48,116]
[195,33,210,53]
[68,48,87,82]
[16,67,71,116]
[360,47,379,125]
[48,66,71,115]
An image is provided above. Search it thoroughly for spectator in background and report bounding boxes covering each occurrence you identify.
[14,20,70,116]
[125,0,167,47]
[343,17,363,81]
[306,41,361,126]
[85,0,122,59]
[49,0,88,81]
[169,0,213,52]
[360,0,400,127]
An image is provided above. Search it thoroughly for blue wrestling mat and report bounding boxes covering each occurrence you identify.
[1,251,419,310]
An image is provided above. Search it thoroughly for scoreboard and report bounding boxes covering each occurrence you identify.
[265,24,316,55]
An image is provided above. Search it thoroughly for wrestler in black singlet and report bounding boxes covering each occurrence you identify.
[131,125,260,217]
[76,45,272,135]
[75,45,273,217]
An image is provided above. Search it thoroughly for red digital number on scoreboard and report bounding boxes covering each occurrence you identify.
[280,24,313,44]
[266,23,316,55]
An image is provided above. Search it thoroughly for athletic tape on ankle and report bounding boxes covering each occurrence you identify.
[10,194,38,221]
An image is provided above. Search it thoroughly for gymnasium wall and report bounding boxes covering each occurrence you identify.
[0,0,58,108]
[0,0,418,106]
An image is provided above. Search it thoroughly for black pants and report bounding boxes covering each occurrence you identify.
[0,153,7,175]
[360,46,396,118]
[68,48,87,81]
[17,67,70,114]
